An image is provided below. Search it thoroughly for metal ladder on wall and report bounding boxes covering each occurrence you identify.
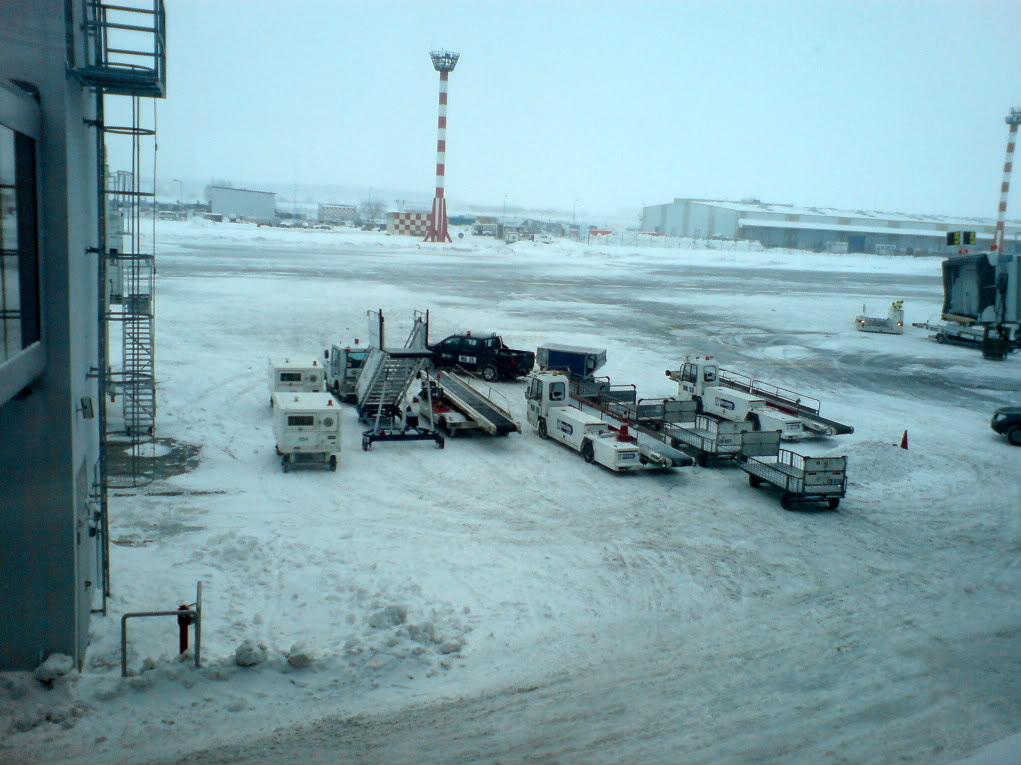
[76,0,167,615]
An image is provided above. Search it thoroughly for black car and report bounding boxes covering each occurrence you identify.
[991,405,1021,446]
[427,333,535,382]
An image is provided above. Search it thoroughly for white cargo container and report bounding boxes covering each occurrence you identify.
[268,358,325,406]
[272,392,340,472]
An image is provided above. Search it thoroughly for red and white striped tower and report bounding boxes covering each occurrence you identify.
[993,107,1020,252]
[424,50,459,243]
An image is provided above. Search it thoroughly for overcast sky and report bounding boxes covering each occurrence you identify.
[126,0,1020,218]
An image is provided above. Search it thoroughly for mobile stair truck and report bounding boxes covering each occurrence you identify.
[268,358,325,407]
[356,338,443,450]
[665,356,854,439]
[855,300,904,334]
[740,449,848,510]
[415,369,520,437]
[524,371,691,471]
[272,392,341,472]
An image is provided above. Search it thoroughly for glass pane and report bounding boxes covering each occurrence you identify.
[0,125,18,363]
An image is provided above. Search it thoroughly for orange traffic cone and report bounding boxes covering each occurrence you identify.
[900,430,908,450]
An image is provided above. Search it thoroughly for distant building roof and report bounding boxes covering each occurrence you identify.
[656,197,1019,228]
[208,185,276,196]
[738,217,952,238]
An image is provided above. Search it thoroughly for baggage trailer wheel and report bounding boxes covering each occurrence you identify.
[748,474,761,488]
[362,437,370,451]
[827,497,840,510]
[780,492,796,510]
[436,433,445,449]
[281,455,288,473]
[329,455,338,472]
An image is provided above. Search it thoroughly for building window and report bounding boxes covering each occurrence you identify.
[0,123,39,364]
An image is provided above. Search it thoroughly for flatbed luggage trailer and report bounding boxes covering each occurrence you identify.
[740,449,847,510]
[666,415,780,467]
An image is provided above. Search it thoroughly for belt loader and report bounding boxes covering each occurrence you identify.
[414,370,520,437]
[666,355,853,439]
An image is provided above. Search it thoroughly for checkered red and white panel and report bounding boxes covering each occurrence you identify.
[388,212,430,236]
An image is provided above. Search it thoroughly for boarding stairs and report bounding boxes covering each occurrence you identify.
[356,350,431,423]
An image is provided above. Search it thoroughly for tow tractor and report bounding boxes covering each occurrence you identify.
[324,342,369,402]
[665,356,853,439]
[855,301,904,334]
[524,371,689,470]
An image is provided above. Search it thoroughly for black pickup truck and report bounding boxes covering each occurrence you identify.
[427,333,535,382]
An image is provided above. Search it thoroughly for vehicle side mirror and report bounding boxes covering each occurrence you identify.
[324,350,329,360]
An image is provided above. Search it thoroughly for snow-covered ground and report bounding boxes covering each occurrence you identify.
[2,220,1018,764]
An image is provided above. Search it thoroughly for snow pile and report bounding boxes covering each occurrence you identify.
[233,641,267,668]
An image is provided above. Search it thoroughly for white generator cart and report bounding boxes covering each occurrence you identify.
[272,393,341,472]
[268,358,325,406]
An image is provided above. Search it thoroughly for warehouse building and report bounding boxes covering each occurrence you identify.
[207,185,276,221]
[641,198,1021,255]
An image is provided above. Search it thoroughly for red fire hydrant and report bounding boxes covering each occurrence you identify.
[177,604,192,654]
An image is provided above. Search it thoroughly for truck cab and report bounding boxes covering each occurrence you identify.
[427,332,535,382]
[670,356,806,439]
[525,372,668,470]
[324,344,369,402]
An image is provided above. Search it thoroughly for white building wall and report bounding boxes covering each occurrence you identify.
[208,187,276,220]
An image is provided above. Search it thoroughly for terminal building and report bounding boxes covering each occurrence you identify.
[1,0,166,670]
[641,198,1021,255]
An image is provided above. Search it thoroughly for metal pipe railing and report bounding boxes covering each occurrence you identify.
[120,581,201,677]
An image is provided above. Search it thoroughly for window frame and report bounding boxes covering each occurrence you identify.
[0,81,43,408]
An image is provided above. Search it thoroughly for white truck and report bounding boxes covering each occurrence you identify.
[667,356,808,439]
[323,344,370,402]
[272,392,341,472]
[525,371,676,471]
[268,358,325,406]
